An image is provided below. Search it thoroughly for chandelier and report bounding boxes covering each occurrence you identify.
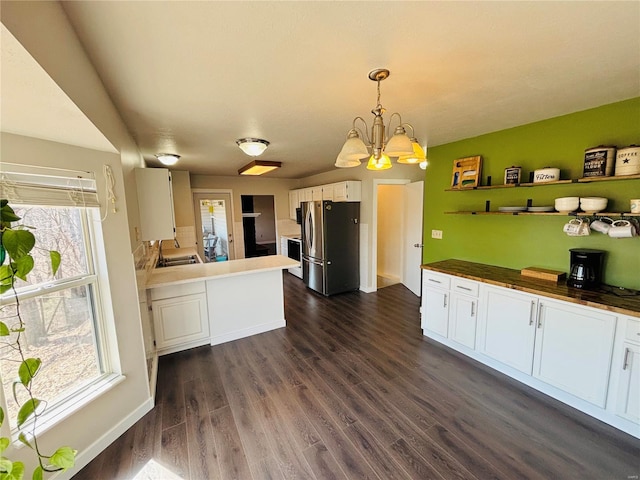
[335,69,426,170]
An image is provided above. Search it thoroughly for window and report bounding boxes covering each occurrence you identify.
[0,165,115,434]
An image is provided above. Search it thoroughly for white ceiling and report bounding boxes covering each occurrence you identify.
[3,2,639,179]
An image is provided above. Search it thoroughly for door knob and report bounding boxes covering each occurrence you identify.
[414,243,423,248]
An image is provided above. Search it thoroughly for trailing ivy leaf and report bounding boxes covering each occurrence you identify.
[0,322,9,336]
[0,265,13,293]
[0,199,7,208]
[31,465,43,480]
[18,358,41,387]
[0,406,4,426]
[17,432,33,450]
[0,437,9,453]
[49,250,61,276]
[12,256,34,281]
[0,458,24,479]
[0,203,20,223]
[0,244,5,266]
[2,230,35,260]
[16,398,41,428]
[49,446,76,470]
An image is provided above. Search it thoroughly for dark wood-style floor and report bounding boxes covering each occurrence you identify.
[74,273,640,480]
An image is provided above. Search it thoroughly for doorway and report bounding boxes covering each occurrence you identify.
[373,180,424,296]
[193,192,235,262]
[241,195,277,258]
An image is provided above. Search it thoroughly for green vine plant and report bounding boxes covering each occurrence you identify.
[0,200,76,480]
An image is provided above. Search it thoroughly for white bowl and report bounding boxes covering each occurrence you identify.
[580,197,608,213]
[555,197,579,212]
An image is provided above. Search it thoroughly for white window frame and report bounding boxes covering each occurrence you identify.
[0,175,124,441]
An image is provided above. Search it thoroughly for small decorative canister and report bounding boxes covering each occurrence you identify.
[615,145,640,176]
[504,166,521,185]
[583,145,616,177]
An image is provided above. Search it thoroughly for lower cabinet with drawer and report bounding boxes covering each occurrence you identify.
[421,271,451,337]
[150,281,210,355]
[421,271,480,350]
[448,278,480,349]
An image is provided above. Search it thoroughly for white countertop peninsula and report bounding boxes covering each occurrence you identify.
[146,255,300,354]
[147,254,299,289]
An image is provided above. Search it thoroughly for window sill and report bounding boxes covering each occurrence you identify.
[11,373,126,446]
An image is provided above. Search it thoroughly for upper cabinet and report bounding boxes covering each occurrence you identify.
[135,168,176,241]
[289,181,361,220]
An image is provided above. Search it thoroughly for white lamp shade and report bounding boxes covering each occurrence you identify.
[335,154,362,168]
[384,131,414,157]
[366,154,392,171]
[397,141,426,164]
[338,135,369,161]
[155,153,180,166]
[236,138,269,156]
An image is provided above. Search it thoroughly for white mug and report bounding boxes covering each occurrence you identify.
[591,218,613,234]
[631,199,640,214]
[608,220,637,238]
[563,218,590,236]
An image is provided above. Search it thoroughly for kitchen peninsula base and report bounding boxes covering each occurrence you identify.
[206,268,287,346]
[146,255,299,355]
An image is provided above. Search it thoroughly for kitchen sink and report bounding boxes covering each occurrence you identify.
[156,255,201,268]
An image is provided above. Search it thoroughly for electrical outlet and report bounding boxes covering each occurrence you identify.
[432,229,443,239]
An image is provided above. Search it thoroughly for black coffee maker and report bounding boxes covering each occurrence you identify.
[567,249,605,289]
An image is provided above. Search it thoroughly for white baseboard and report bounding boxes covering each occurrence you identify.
[360,285,376,293]
[211,319,286,346]
[53,397,154,480]
[157,337,211,356]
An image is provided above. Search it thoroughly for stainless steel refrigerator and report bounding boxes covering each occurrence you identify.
[301,200,360,296]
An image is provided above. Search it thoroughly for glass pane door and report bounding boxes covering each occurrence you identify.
[193,192,235,263]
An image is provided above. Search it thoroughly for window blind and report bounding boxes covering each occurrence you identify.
[0,163,100,208]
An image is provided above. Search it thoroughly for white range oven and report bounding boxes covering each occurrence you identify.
[281,235,302,278]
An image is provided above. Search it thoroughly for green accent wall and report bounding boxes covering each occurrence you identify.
[423,98,640,289]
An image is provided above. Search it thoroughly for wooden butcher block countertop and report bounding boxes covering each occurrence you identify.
[422,259,640,318]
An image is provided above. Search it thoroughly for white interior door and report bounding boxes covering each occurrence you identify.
[403,181,424,296]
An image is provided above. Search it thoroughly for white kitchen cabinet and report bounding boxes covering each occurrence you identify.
[616,342,640,423]
[135,168,176,241]
[321,184,335,201]
[289,181,361,211]
[300,188,313,203]
[615,317,640,423]
[449,278,479,349]
[478,285,538,374]
[421,271,450,337]
[150,282,209,354]
[533,299,616,407]
[288,190,299,220]
[333,181,361,202]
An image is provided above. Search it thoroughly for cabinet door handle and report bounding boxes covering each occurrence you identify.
[537,303,543,328]
[458,286,472,292]
[529,301,535,326]
[470,302,475,317]
[428,279,442,284]
[443,294,447,308]
[623,348,631,370]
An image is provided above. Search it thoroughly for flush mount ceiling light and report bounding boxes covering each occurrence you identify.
[236,138,270,156]
[155,153,180,166]
[238,160,282,176]
[335,69,419,170]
